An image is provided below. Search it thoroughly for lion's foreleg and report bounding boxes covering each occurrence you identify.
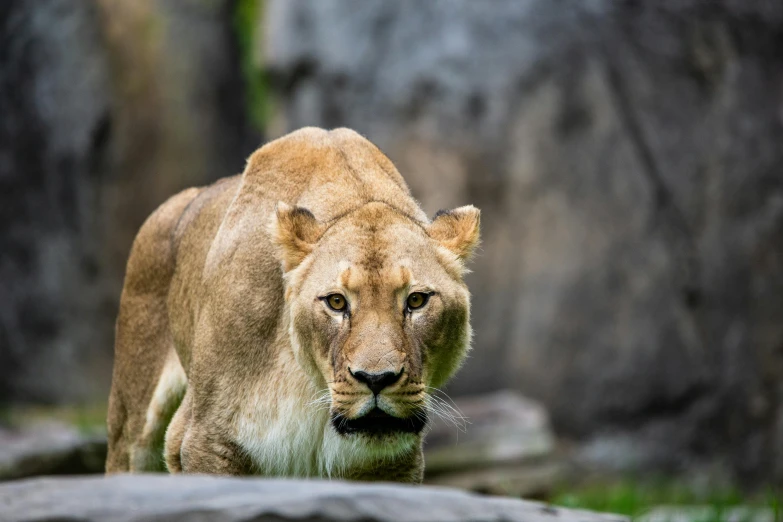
[179,420,250,475]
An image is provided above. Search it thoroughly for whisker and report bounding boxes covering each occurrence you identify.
[422,390,468,433]
[430,396,467,421]
[424,386,470,424]
[307,388,333,410]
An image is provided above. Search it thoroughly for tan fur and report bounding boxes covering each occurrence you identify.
[105,128,479,482]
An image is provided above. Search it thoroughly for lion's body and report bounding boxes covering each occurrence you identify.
[106,128,478,481]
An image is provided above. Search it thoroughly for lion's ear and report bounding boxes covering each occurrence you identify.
[272,202,326,272]
[428,205,481,261]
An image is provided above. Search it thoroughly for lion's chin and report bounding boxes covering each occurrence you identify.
[331,407,427,436]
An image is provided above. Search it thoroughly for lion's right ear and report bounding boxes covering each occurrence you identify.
[272,202,326,272]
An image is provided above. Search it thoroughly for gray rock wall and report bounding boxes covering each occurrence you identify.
[0,0,259,403]
[0,0,113,403]
[264,0,783,481]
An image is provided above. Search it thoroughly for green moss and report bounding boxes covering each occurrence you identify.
[0,403,107,434]
[550,476,780,521]
[233,0,269,131]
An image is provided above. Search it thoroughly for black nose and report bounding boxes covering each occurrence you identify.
[350,369,402,395]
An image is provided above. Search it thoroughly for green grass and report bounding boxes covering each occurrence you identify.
[0,402,107,434]
[550,477,781,521]
[233,0,270,131]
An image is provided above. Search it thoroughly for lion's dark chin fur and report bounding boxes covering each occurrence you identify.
[331,408,427,436]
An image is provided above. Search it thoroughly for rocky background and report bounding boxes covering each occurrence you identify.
[0,0,259,402]
[1,0,782,492]
[263,0,783,484]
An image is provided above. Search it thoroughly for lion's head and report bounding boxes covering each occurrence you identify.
[272,199,479,442]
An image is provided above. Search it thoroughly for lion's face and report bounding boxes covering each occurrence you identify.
[274,201,479,441]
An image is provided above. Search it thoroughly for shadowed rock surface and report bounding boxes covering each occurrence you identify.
[0,475,628,522]
[0,421,106,481]
[0,0,258,404]
[264,0,783,481]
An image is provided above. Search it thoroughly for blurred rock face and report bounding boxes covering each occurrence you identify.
[0,0,258,403]
[0,0,112,403]
[265,0,783,480]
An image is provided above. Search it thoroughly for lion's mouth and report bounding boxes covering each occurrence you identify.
[331,407,427,436]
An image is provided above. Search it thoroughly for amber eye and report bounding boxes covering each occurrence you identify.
[326,294,347,312]
[406,292,429,310]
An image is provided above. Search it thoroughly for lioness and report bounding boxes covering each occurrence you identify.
[106,127,479,482]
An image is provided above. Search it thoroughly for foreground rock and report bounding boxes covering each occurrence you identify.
[0,421,106,481]
[0,475,626,522]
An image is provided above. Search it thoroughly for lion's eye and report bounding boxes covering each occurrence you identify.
[326,294,347,312]
[406,292,429,310]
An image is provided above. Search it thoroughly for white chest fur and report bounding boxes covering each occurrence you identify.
[234,385,415,478]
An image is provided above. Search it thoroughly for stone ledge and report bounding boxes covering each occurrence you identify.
[0,474,627,522]
[0,421,106,481]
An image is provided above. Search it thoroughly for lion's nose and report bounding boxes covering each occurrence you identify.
[350,369,403,395]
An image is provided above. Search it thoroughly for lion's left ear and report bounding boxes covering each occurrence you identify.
[428,205,481,261]
[272,202,326,272]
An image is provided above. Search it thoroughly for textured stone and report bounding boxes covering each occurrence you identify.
[0,421,106,481]
[0,0,114,403]
[264,0,783,481]
[0,0,258,403]
[0,475,627,522]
